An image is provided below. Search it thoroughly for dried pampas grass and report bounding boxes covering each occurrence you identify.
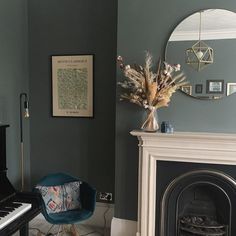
[117,52,187,110]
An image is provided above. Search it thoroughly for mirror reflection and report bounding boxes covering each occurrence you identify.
[165,9,236,99]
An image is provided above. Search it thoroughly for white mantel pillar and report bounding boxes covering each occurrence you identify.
[131,130,236,236]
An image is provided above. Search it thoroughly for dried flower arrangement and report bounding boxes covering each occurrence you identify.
[117,52,187,131]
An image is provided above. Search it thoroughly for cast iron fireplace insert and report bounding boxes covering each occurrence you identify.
[177,181,229,236]
[155,161,236,236]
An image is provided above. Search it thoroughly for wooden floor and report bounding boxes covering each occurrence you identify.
[13,214,106,236]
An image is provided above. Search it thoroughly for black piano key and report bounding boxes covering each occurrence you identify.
[7,202,22,207]
[0,202,21,211]
[0,212,8,217]
[0,209,10,213]
[1,207,15,212]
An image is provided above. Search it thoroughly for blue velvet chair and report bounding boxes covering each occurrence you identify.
[34,173,96,235]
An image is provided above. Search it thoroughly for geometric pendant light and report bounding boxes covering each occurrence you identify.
[186,12,214,71]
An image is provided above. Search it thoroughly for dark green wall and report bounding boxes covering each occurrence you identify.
[0,0,30,188]
[28,0,117,197]
[116,0,236,220]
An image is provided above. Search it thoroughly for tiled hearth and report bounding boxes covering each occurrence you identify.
[131,131,236,236]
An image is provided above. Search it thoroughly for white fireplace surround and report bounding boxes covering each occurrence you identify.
[130,130,236,236]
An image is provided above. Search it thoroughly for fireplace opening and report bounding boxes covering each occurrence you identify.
[177,183,230,236]
[157,168,236,236]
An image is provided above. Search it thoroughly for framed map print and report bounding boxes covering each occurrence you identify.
[52,55,93,117]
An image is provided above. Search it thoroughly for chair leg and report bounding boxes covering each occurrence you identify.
[36,231,43,236]
[56,225,62,236]
[46,224,79,236]
[71,224,80,236]
[45,224,56,236]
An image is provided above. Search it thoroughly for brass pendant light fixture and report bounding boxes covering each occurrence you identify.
[186,11,214,71]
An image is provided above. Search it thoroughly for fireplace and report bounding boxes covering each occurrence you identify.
[156,162,236,236]
[177,181,229,236]
[131,131,236,236]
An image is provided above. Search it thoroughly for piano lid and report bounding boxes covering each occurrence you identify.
[0,174,15,203]
[0,125,16,203]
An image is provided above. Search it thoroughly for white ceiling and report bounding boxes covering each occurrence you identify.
[169,9,236,41]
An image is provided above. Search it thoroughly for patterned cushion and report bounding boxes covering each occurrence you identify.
[36,181,82,214]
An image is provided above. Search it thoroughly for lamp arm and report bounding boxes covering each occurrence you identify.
[19,92,29,192]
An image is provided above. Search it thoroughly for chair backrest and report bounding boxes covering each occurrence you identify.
[36,172,79,186]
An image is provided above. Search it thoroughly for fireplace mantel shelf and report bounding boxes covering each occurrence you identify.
[131,130,236,161]
[131,130,236,141]
[131,130,236,236]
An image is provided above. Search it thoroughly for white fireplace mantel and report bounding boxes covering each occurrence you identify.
[130,130,236,236]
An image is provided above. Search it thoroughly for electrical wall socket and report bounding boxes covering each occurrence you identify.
[99,192,112,202]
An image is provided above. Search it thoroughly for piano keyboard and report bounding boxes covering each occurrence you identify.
[0,202,32,230]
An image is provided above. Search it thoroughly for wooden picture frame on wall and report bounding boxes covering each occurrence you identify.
[206,80,224,94]
[226,82,236,96]
[195,84,203,94]
[180,85,192,95]
[51,54,94,117]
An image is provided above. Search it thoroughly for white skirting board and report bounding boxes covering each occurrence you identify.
[111,217,137,236]
[36,202,114,228]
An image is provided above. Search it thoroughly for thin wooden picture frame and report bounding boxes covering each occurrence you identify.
[195,84,203,94]
[51,54,94,117]
[181,85,192,95]
[226,82,236,96]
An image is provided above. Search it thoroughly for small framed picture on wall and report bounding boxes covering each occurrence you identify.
[195,84,203,94]
[51,54,94,117]
[226,83,236,96]
[206,80,224,94]
[180,85,192,95]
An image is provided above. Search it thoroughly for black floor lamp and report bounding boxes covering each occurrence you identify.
[20,93,29,191]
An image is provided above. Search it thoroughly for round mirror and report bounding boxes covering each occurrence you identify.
[165,9,236,100]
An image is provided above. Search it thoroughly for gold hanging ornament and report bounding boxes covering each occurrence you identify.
[186,11,214,71]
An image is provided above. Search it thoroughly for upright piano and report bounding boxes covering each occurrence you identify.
[0,125,42,236]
